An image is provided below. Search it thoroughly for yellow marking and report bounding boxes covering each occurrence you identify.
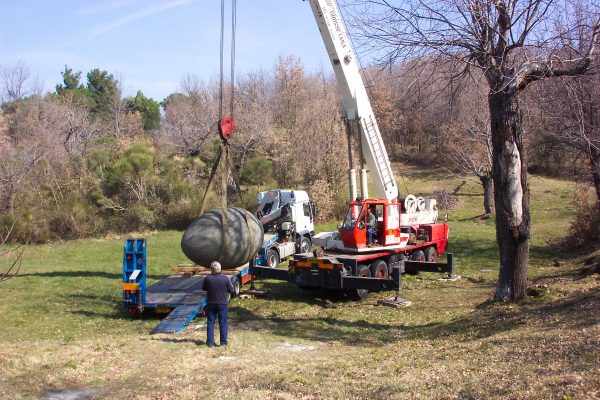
[295,261,334,270]
[122,282,139,292]
[295,261,313,268]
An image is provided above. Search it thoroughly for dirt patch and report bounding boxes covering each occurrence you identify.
[44,387,101,400]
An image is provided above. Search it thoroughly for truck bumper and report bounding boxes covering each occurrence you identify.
[249,264,401,291]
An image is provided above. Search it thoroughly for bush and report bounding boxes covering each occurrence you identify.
[308,179,346,222]
[432,189,462,210]
[240,156,273,186]
[0,213,49,244]
[567,192,600,251]
[48,195,104,240]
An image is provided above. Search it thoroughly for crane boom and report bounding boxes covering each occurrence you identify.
[309,0,398,201]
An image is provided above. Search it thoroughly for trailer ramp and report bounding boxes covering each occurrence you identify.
[153,304,204,334]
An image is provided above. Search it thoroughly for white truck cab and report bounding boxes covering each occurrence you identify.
[256,189,316,268]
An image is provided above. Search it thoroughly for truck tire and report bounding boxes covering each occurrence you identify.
[406,250,425,275]
[410,250,425,262]
[393,254,408,275]
[348,264,370,300]
[424,246,438,262]
[370,260,388,279]
[267,248,280,269]
[297,236,311,253]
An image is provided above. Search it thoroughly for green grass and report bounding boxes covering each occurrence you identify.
[0,164,598,399]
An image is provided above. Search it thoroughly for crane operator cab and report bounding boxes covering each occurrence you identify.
[313,195,442,253]
[339,199,404,249]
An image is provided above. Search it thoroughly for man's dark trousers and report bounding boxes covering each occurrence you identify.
[205,303,228,346]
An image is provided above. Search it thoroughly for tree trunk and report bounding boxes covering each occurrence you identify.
[480,173,494,214]
[590,148,600,212]
[4,183,15,216]
[489,90,531,303]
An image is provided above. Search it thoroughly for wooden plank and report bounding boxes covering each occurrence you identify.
[171,264,247,275]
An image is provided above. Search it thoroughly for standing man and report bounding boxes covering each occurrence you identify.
[201,261,234,347]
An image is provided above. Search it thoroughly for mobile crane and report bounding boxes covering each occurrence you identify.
[250,0,453,299]
[122,0,453,334]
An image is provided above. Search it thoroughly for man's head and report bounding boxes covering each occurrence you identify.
[210,261,222,274]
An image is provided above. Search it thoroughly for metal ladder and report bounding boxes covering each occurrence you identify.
[362,114,395,193]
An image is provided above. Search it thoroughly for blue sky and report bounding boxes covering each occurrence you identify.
[0,0,333,101]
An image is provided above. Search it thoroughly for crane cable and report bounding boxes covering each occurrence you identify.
[198,0,237,218]
[196,0,244,266]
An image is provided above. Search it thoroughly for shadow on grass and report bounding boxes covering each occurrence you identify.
[228,306,409,346]
[65,293,166,322]
[226,285,599,346]
[448,236,558,265]
[148,337,206,346]
[252,280,357,307]
[414,285,600,341]
[229,272,599,347]
[17,270,165,280]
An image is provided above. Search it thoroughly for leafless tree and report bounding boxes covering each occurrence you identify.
[0,140,46,215]
[0,222,26,283]
[54,93,107,158]
[531,69,600,210]
[344,0,600,301]
[163,75,220,158]
[442,75,494,214]
[111,75,125,137]
[0,60,31,102]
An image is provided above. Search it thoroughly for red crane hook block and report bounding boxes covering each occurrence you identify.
[219,116,235,141]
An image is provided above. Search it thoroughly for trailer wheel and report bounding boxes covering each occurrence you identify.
[370,260,388,279]
[348,264,371,300]
[424,246,438,262]
[267,249,280,269]
[297,236,311,253]
[231,276,241,298]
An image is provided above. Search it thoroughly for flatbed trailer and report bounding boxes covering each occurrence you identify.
[250,242,454,299]
[122,239,252,333]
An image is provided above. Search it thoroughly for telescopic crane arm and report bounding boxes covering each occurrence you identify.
[308,0,398,201]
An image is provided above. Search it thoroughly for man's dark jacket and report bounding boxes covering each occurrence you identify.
[202,274,234,304]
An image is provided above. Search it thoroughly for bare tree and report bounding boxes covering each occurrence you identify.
[0,60,31,102]
[0,140,46,215]
[442,76,494,214]
[532,70,600,210]
[345,0,600,301]
[163,75,220,158]
[0,222,26,283]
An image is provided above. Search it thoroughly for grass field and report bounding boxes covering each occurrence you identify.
[1,165,598,399]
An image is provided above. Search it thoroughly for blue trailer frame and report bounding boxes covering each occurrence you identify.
[121,239,250,334]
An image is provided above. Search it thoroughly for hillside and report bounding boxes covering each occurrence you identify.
[0,166,598,399]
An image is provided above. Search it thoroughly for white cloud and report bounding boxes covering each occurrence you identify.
[77,0,141,17]
[88,0,197,39]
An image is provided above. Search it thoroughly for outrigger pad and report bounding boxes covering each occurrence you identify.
[377,296,413,308]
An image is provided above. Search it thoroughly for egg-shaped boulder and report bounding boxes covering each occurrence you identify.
[181,207,264,269]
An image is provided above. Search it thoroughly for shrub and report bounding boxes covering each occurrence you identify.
[47,195,104,240]
[308,179,346,222]
[240,156,274,187]
[432,189,462,210]
[0,213,49,244]
[567,190,600,251]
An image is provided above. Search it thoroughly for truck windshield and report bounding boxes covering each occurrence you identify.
[341,207,363,229]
